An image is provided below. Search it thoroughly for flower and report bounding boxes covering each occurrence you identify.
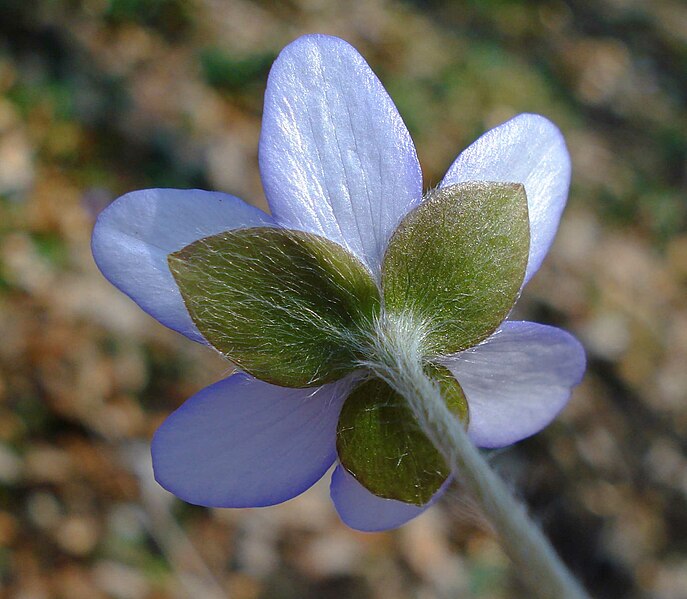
[92,34,585,532]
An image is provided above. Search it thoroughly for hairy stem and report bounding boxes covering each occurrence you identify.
[368,317,590,599]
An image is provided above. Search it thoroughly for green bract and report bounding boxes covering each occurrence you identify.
[383,182,530,355]
[169,227,381,387]
[336,364,468,505]
[169,182,530,503]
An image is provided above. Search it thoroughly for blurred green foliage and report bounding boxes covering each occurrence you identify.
[200,47,276,92]
[103,0,195,38]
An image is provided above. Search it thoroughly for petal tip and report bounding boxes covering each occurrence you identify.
[329,465,448,532]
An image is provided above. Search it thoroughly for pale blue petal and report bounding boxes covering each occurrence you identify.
[152,373,355,508]
[440,114,571,285]
[92,189,273,342]
[330,465,450,532]
[441,321,585,448]
[259,34,422,276]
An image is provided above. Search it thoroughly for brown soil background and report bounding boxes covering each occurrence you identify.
[1,1,686,597]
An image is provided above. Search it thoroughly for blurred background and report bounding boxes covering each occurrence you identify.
[0,0,686,597]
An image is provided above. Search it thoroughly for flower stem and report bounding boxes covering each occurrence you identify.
[369,322,591,599]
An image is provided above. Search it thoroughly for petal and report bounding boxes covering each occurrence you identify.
[441,321,586,448]
[92,189,274,343]
[330,465,449,532]
[152,373,355,508]
[440,114,571,285]
[259,34,422,276]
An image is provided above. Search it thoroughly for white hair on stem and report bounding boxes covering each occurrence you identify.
[357,310,591,599]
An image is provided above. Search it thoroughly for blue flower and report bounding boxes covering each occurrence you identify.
[92,34,585,532]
